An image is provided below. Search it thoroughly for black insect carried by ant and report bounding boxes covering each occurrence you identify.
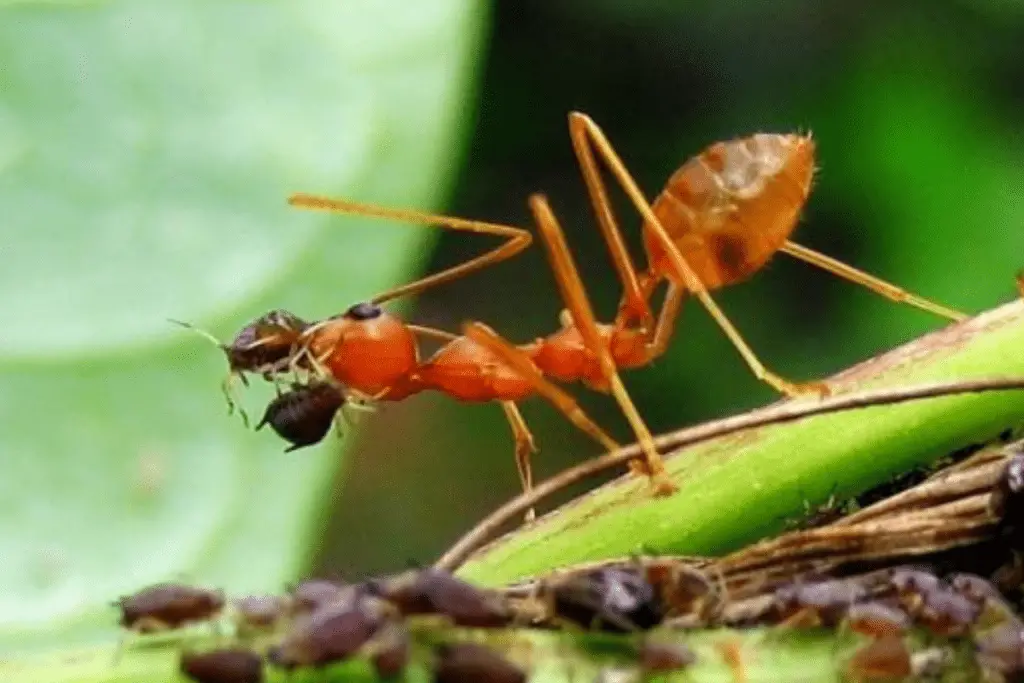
[256,380,347,452]
[180,648,264,683]
[117,582,225,633]
[173,309,312,425]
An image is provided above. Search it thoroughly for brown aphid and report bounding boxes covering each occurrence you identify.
[917,587,980,637]
[268,596,389,670]
[887,567,941,616]
[256,381,345,452]
[949,573,1002,605]
[975,620,1024,674]
[433,642,526,683]
[117,582,224,633]
[949,573,1019,628]
[173,309,311,425]
[180,648,264,683]
[845,603,911,639]
[773,579,867,627]
[544,566,664,632]
[369,624,411,679]
[637,641,696,673]
[845,635,912,681]
[371,568,510,628]
[233,594,290,634]
[288,578,350,615]
[222,309,311,377]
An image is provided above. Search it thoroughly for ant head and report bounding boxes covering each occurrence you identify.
[344,302,383,321]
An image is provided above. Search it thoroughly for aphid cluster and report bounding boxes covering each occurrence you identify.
[181,112,966,497]
[117,554,1024,680]
[118,570,527,683]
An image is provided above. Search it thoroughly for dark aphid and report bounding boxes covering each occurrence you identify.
[949,573,1002,605]
[369,624,411,678]
[637,641,696,673]
[845,635,911,681]
[917,587,980,636]
[256,381,345,452]
[949,573,1019,627]
[548,566,663,632]
[172,309,311,425]
[268,596,390,670]
[180,648,264,683]
[224,309,311,376]
[976,620,1024,674]
[773,580,867,628]
[118,582,225,633]
[433,643,526,683]
[845,603,911,639]
[233,595,290,634]
[887,567,941,615]
[888,567,941,595]
[370,568,510,628]
[288,578,351,616]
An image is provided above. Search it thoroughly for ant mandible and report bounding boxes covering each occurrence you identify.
[269,113,966,495]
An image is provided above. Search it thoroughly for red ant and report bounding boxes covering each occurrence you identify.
[273,112,962,495]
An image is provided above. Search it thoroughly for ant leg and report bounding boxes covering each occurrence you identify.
[501,401,539,522]
[463,322,623,457]
[569,112,824,398]
[219,374,250,428]
[288,194,532,305]
[781,241,966,321]
[525,195,676,494]
[1016,271,1024,298]
[568,112,652,326]
[408,323,540,505]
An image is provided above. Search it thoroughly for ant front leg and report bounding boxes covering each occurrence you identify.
[568,112,654,328]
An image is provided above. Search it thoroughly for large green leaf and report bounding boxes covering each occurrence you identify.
[0,0,487,650]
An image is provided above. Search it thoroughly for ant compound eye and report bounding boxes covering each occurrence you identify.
[346,302,382,321]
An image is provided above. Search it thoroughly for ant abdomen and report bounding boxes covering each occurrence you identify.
[645,133,815,290]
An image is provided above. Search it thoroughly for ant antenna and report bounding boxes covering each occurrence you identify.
[168,319,250,427]
[168,318,227,350]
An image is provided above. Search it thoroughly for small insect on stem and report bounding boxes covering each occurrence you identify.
[180,648,264,683]
[116,582,225,633]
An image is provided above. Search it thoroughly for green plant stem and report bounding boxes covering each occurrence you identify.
[455,300,1024,585]
[0,626,979,683]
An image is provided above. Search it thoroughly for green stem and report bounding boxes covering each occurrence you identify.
[457,300,1024,584]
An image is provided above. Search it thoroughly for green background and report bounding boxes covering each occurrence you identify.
[1,0,1022,654]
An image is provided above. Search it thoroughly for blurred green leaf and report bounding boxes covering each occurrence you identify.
[0,0,486,650]
[821,20,1024,338]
